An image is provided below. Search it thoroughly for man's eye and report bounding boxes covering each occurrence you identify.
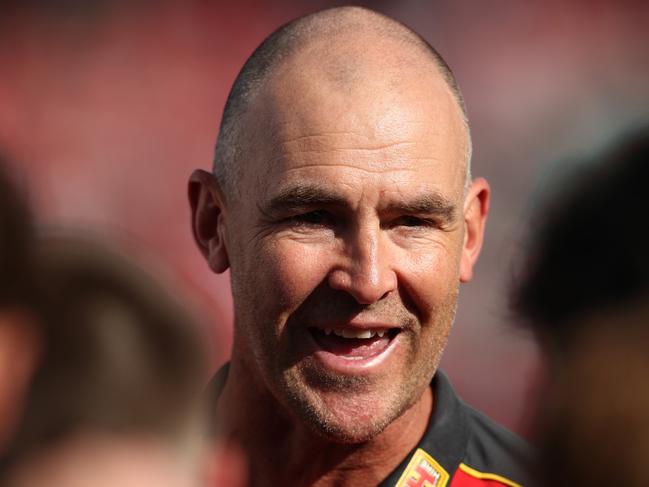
[290,211,331,226]
[396,215,427,227]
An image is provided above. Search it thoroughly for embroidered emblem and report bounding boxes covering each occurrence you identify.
[395,448,450,487]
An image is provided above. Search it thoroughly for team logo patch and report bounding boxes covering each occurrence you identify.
[395,448,450,487]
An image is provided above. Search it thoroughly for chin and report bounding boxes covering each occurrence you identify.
[282,379,408,444]
[301,408,396,444]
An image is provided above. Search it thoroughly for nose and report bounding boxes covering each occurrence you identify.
[328,224,397,304]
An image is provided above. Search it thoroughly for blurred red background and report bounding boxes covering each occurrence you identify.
[1,0,647,436]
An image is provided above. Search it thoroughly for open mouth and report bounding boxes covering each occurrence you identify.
[308,327,400,360]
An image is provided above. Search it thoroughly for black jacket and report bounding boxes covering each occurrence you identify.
[208,366,532,486]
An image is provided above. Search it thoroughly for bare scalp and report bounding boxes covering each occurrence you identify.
[214,6,471,199]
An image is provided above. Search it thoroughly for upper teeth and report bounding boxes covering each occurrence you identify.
[323,328,386,339]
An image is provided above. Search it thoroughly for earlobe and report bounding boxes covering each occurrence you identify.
[188,169,230,274]
[459,178,490,283]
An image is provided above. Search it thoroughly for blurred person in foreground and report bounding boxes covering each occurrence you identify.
[0,221,246,485]
[512,127,649,486]
[189,6,530,487]
[0,158,40,456]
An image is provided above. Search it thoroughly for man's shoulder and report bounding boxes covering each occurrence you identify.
[381,371,533,487]
[456,402,532,486]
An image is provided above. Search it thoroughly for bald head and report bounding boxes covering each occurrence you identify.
[214,6,471,198]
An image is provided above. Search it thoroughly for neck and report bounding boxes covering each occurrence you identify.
[216,358,433,487]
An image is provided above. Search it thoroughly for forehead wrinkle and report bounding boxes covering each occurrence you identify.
[281,162,424,176]
[263,134,456,169]
[270,118,438,133]
[262,142,447,175]
[264,133,437,168]
[279,139,418,154]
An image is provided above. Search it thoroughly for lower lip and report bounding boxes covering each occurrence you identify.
[305,329,401,374]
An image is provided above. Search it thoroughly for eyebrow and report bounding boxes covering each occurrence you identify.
[264,184,348,215]
[385,194,458,222]
[263,182,458,222]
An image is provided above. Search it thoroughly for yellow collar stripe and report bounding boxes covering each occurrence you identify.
[458,463,522,487]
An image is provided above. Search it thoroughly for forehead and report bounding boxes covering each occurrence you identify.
[239,40,468,203]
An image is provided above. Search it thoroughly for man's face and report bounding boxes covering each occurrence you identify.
[209,52,485,442]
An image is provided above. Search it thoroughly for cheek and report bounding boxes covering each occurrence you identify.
[256,239,333,312]
[397,241,462,319]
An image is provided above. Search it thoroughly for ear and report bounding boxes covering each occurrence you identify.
[188,169,230,274]
[460,178,490,283]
